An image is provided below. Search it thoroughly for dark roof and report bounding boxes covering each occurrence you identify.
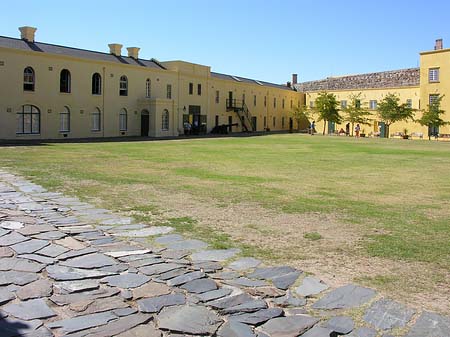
[295,68,420,92]
[211,72,294,91]
[0,36,165,69]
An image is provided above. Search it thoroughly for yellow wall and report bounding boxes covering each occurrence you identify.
[0,44,301,140]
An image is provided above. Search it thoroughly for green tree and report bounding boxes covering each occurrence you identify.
[314,92,342,135]
[342,92,372,136]
[376,93,414,138]
[290,104,311,131]
[416,94,448,140]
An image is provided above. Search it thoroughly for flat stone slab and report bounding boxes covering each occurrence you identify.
[16,279,53,300]
[191,249,241,262]
[194,288,233,302]
[217,321,256,337]
[248,266,298,280]
[57,247,97,260]
[112,226,174,237]
[17,224,57,235]
[364,298,415,330]
[229,257,261,271]
[273,290,307,307]
[36,243,69,257]
[18,253,55,265]
[0,257,45,272]
[296,277,329,297]
[138,294,186,313]
[33,231,67,240]
[10,239,49,254]
[226,277,269,288]
[323,315,354,334]
[231,307,283,325]
[405,311,450,337]
[0,288,15,304]
[54,280,99,293]
[192,261,223,273]
[154,234,184,245]
[60,253,117,269]
[208,293,254,310]
[272,271,302,290]
[166,239,208,251]
[0,231,30,246]
[0,270,39,286]
[102,273,151,289]
[54,237,86,250]
[167,271,205,286]
[46,265,116,280]
[181,278,218,293]
[222,299,268,314]
[68,297,129,316]
[258,315,319,337]
[104,249,151,258]
[301,326,334,337]
[312,284,376,310]
[157,305,223,335]
[50,287,120,306]
[47,311,118,334]
[0,316,43,337]
[0,220,24,229]
[132,281,172,299]
[348,327,378,337]
[3,298,56,320]
[0,246,14,257]
[139,263,182,276]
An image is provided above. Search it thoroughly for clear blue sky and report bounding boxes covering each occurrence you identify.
[2,0,449,84]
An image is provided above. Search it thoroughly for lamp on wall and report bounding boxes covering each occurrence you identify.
[183,106,186,112]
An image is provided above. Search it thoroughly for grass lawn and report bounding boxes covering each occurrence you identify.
[1,134,449,313]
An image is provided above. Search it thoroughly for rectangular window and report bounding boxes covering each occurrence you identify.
[215,115,219,126]
[273,98,276,108]
[197,84,201,96]
[166,84,172,99]
[429,94,440,105]
[406,99,413,108]
[253,95,257,107]
[355,99,361,108]
[16,105,40,134]
[60,112,70,132]
[310,101,314,108]
[369,100,377,110]
[189,82,193,95]
[290,100,293,108]
[91,111,101,131]
[242,93,246,104]
[119,110,127,131]
[429,68,439,83]
[264,116,267,127]
[282,117,285,128]
[282,99,285,109]
[264,96,267,107]
[341,100,347,109]
[273,116,276,127]
[215,90,219,104]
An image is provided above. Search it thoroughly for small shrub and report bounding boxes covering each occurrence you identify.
[304,232,322,241]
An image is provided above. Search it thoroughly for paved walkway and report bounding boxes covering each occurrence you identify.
[0,169,449,337]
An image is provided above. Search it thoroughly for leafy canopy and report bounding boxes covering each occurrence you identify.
[343,92,372,126]
[377,93,414,126]
[314,92,342,123]
[416,94,448,129]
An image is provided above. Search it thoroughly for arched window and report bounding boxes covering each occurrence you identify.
[60,69,71,93]
[145,79,151,98]
[17,105,40,134]
[119,108,127,131]
[162,109,169,131]
[23,67,35,91]
[60,106,70,132]
[119,76,128,96]
[92,73,102,95]
[91,108,101,131]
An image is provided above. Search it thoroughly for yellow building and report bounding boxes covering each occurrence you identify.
[0,26,301,140]
[296,39,450,139]
[1,27,449,141]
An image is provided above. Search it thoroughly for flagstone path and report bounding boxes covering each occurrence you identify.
[0,169,449,337]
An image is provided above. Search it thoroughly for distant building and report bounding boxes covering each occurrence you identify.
[0,27,449,140]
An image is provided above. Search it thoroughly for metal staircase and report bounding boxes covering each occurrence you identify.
[226,99,255,132]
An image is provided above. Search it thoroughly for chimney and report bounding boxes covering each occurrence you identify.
[127,47,140,59]
[292,73,298,85]
[108,43,123,56]
[435,39,443,50]
[19,26,37,42]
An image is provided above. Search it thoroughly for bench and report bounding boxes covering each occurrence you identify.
[390,132,404,138]
[438,134,450,140]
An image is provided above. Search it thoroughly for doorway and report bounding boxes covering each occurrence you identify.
[141,110,149,136]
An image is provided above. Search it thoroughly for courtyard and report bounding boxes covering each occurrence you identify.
[0,134,449,316]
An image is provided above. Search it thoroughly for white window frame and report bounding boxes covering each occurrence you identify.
[91,109,101,131]
[119,108,127,131]
[429,68,439,83]
[17,105,40,134]
[145,79,151,98]
[166,84,172,99]
[369,100,377,110]
[162,109,169,131]
[120,76,128,96]
[23,67,35,91]
[60,106,70,132]
[341,100,347,109]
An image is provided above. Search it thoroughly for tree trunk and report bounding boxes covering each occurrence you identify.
[323,120,326,135]
[351,122,354,137]
[386,124,390,138]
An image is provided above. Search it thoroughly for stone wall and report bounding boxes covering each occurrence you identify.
[295,68,420,92]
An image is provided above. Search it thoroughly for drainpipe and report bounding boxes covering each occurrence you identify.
[102,66,106,138]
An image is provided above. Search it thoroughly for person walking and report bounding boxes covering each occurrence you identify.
[355,123,361,138]
[310,121,315,135]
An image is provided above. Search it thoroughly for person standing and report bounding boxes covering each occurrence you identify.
[310,121,315,135]
[355,123,361,138]
[345,123,350,136]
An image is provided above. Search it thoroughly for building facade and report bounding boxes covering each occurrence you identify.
[1,27,449,141]
[0,27,301,140]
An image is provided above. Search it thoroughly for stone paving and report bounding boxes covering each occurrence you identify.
[0,169,449,337]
